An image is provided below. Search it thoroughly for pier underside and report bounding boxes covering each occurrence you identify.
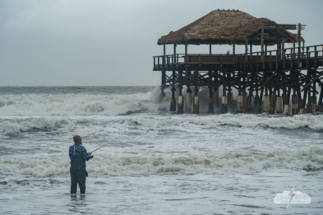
[154,45,323,114]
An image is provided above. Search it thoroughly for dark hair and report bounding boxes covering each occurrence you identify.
[73,135,81,143]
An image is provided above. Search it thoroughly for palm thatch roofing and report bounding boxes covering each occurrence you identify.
[157,9,301,46]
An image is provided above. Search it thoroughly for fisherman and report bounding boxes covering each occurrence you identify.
[69,135,93,194]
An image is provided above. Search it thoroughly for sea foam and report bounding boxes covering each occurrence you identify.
[1,146,322,177]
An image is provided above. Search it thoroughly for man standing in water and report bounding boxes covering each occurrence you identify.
[69,135,93,194]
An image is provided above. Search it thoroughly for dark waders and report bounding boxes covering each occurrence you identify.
[70,170,87,194]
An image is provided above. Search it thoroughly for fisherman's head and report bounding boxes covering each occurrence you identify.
[73,135,82,145]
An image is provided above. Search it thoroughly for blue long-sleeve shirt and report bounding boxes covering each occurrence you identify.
[69,144,92,171]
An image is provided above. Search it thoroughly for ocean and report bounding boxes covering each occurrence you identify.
[0,86,322,215]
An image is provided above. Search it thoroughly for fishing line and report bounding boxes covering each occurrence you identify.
[91,143,109,153]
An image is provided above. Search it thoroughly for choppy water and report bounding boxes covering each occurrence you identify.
[0,86,323,215]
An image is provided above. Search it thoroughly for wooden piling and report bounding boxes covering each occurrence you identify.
[222,96,227,113]
[177,71,184,114]
[245,96,254,113]
[170,71,176,111]
[264,95,270,112]
[222,71,227,113]
[292,94,298,114]
[311,96,317,113]
[269,93,277,114]
[208,71,214,113]
[276,96,283,114]
[237,95,243,113]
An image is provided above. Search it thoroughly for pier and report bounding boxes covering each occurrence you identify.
[153,9,323,114]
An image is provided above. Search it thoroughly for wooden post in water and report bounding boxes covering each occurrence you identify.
[306,70,313,113]
[311,80,317,113]
[193,70,199,114]
[284,70,293,115]
[318,83,323,112]
[222,71,227,113]
[213,71,219,108]
[177,70,184,114]
[263,71,269,112]
[237,71,243,113]
[161,44,166,97]
[208,70,214,113]
[184,42,192,113]
[170,70,176,111]
[170,44,177,111]
[185,69,192,113]
[269,72,277,114]
[245,72,254,113]
[291,71,298,115]
[227,72,234,110]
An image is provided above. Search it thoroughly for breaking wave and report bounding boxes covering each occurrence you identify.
[0,87,169,117]
[2,114,323,135]
[1,146,322,177]
[2,86,323,135]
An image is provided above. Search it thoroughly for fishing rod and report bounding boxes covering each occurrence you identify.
[91,143,109,153]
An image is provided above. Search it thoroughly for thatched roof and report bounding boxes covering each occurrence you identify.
[157,9,300,45]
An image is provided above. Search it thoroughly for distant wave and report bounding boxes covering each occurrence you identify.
[0,87,169,117]
[1,146,322,177]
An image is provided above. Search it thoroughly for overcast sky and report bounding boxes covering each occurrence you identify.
[0,0,322,86]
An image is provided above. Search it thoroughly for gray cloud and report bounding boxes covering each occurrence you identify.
[0,0,322,86]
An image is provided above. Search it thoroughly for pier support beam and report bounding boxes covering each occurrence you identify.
[299,108,306,114]
[304,70,312,113]
[317,84,323,112]
[269,93,277,114]
[242,72,247,111]
[161,44,166,97]
[193,95,199,114]
[254,91,259,113]
[311,78,317,112]
[284,104,291,116]
[257,72,265,114]
[213,71,219,108]
[170,71,176,111]
[222,96,227,113]
[311,96,317,113]
[177,71,184,114]
[276,96,283,114]
[185,70,192,113]
[227,72,234,110]
[264,95,270,112]
[208,71,214,113]
[292,94,298,114]
[245,72,254,113]
[170,97,176,111]
[243,92,247,111]
[160,70,166,97]
[237,95,243,113]
[282,93,287,111]
[214,90,219,108]
[193,70,199,114]
[245,96,254,113]
[306,103,312,113]
[227,93,234,110]
[185,90,192,113]
[222,71,227,113]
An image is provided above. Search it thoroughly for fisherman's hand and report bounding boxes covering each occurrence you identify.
[88,152,92,155]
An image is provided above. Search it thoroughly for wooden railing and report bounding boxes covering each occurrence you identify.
[153,44,323,70]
